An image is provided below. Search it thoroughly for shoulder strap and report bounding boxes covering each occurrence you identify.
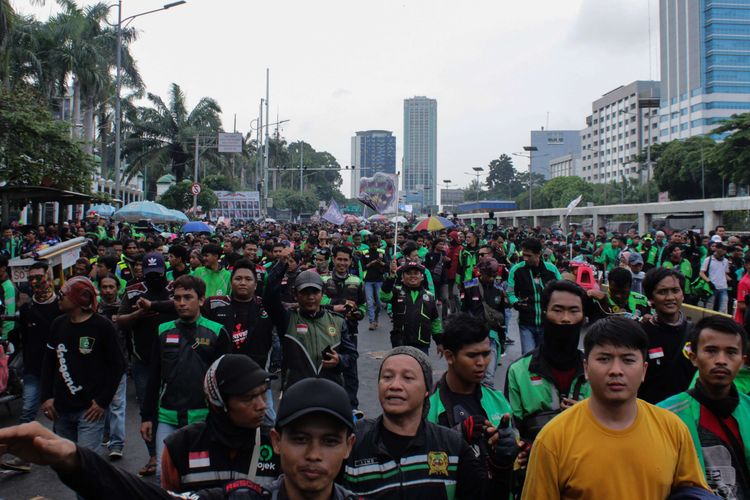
[247,427,261,480]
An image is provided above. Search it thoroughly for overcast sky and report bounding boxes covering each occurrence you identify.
[20,0,660,197]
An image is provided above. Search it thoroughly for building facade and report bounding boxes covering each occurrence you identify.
[350,130,396,196]
[548,153,582,179]
[580,81,661,184]
[403,96,438,210]
[659,0,750,141]
[440,188,465,213]
[529,130,581,179]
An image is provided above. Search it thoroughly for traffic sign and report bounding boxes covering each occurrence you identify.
[190,183,202,196]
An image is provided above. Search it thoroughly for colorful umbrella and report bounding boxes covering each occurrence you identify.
[181,221,214,233]
[113,201,172,223]
[413,215,455,232]
[343,214,360,224]
[368,214,387,222]
[89,204,116,217]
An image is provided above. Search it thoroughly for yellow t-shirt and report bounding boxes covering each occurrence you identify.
[522,398,709,500]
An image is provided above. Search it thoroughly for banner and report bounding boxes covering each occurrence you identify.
[322,199,345,225]
[210,191,261,220]
[358,172,398,214]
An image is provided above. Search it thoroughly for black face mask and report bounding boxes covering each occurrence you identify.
[144,274,167,291]
[541,317,583,370]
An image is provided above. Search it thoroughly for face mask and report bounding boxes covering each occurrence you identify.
[541,317,583,370]
[144,274,166,290]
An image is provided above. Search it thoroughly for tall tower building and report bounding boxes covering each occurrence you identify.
[403,96,437,211]
[350,130,396,196]
[659,0,750,141]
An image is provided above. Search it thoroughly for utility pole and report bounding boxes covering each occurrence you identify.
[299,140,304,192]
[192,134,199,212]
[263,69,270,216]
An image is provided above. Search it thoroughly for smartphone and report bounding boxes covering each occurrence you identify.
[321,345,334,360]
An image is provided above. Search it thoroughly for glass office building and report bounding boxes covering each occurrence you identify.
[350,130,396,196]
[659,0,750,141]
[403,96,438,210]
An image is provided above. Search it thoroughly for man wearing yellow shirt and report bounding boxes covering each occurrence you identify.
[523,316,710,500]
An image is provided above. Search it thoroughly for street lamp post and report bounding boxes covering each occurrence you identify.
[113,0,186,202]
[464,167,486,202]
[442,179,452,212]
[523,146,538,210]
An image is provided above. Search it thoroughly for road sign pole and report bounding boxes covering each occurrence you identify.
[193,135,199,214]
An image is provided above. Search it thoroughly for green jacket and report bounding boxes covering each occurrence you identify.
[1,279,16,340]
[663,259,693,294]
[504,349,590,425]
[427,382,512,429]
[154,316,228,426]
[658,390,750,478]
[191,266,232,297]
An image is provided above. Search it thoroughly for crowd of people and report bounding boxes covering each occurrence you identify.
[0,211,748,499]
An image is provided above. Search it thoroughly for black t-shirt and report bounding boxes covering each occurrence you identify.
[118,286,175,364]
[41,313,125,413]
[363,247,386,282]
[443,388,486,427]
[380,425,414,462]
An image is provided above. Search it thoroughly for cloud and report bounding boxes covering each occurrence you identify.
[567,0,651,53]
[331,88,351,99]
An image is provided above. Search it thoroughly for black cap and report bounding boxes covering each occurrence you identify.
[204,355,275,408]
[275,378,354,432]
[401,260,425,273]
[294,269,324,291]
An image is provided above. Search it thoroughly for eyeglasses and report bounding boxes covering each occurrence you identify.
[478,252,491,257]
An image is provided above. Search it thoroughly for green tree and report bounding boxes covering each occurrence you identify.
[0,85,96,192]
[269,188,318,216]
[159,180,217,213]
[124,83,224,185]
[653,136,721,200]
[711,112,750,187]
[486,154,515,196]
[539,176,593,208]
[203,173,239,192]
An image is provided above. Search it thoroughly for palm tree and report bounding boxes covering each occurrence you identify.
[123,83,225,196]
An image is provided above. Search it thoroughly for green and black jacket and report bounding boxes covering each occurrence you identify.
[507,261,561,326]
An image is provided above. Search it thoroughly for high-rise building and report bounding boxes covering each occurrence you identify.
[659,0,750,141]
[350,130,396,196]
[529,130,581,179]
[403,96,437,211]
[580,81,661,184]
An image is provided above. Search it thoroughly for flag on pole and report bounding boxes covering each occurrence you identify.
[322,199,345,225]
[565,194,583,217]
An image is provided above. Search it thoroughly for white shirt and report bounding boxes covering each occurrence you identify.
[701,255,729,290]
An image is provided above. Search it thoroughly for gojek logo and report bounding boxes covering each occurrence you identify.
[257,444,276,472]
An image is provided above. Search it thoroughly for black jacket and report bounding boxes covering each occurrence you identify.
[13,299,62,376]
[343,417,484,499]
[507,261,561,326]
[203,295,274,369]
[638,316,696,404]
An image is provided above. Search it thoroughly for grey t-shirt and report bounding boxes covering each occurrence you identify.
[701,255,730,290]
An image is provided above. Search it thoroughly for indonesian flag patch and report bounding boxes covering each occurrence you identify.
[530,375,543,386]
[189,451,210,468]
[648,347,664,360]
[166,334,180,344]
[296,324,308,335]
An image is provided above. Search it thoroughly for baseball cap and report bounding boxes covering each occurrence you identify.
[275,378,354,432]
[642,234,653,242]
[628,252,644,265]
[401,261,425,273]
[294,269,324,291]
[142,252,166,274]
[710,235,722,243]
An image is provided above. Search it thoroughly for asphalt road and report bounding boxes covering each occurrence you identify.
[0,312,522,500]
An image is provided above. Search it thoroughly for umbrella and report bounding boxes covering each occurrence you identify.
[390,216,408,223]
[343,214,360,224]
[181,221,214,234]
[413,215,455,232]
[167,209,189,223]
[368,214,387,222]
[89,204,116,217]
[113,201,172,223]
